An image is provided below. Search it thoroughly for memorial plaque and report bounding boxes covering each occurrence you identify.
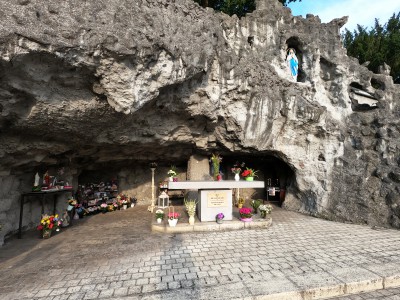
[207,191,228,207]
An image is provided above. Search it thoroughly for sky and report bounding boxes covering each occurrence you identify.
[287,0,400,32]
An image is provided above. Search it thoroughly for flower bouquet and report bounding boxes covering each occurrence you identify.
[210,153,222,180]
[259,204,273,218]
[37,214,61,238]
[167,166,178,181]
[155,209,165,223]
[216,212,224,224]
[241,168,258,181]
[184,199,198,225]
[239,207,253,222]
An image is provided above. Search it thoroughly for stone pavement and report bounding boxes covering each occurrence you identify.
[0,204,400,300]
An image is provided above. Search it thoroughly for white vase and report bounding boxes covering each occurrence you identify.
[157,218,162,224]
[169,177,173,182]
[189,215,195,225]
[131,203,135,208]
[168,219,178,227]
[234,173,240,181]
[123,205,127,210]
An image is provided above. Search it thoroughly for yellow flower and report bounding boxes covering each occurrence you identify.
[55,214,58,218]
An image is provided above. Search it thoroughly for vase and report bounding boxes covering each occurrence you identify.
[131,203,135,208]
[123,205,127,210]
[216,218,223,224]
[157,218,162,224]
[245,176,254,181]
[169,177,173,182]
[42,228,52,239]
[240,217,253,222]
[238,203,243,209]
[168,219,178,227]
[234,173,240,181]
[189,215,195,225]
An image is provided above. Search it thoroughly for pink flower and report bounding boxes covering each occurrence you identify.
[168,212,180,220]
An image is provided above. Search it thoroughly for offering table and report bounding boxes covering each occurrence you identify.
[168,181,265,222]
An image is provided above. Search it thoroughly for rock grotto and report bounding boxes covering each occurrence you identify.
[0,0,399,244]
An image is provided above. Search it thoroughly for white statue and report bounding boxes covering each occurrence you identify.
[34,172,40,187]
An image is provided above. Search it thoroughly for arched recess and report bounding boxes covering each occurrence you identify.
[286,36,306,82]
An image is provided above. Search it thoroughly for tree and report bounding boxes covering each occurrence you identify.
[343,12,400,83]
[193,0,300,18]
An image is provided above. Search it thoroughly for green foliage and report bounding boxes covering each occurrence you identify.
[343,12,400,83]
[193,0,299,18]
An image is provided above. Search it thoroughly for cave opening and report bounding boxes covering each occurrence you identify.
[220,153,296,207]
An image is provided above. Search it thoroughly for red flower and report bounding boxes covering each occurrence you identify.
[241,170,251,177]
[37,225,43,230]
[49,223,54,229]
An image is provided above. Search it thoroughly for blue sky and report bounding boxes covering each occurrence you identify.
[287,0,400,32]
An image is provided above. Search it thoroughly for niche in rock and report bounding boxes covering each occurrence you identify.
[221,153,296,206]
[286,36,306,82]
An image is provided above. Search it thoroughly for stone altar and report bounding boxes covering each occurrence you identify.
[168,181,265,222]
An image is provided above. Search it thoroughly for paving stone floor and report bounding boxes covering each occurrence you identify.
[0,204,400,299]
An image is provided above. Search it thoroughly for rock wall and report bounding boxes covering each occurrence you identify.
[0,0,399,242]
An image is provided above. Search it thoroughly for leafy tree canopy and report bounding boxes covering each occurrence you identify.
[343,12,400,83]
[194,0,299,18]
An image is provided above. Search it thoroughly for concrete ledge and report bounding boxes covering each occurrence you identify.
[151,217,272,233]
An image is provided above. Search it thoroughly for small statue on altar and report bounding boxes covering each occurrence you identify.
[61,211,70,227]
[43,171,50,186]
[34,172,40,187]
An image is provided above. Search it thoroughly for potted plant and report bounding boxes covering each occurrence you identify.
[238,198,245,209]
[184,199,198,225]
[100,203,108,213]
[259,204,273,218]
[37,214,61,239]
[155,209,165,223]
[167,166,178,182]
[241,167,258,181]
[167,211,180,227]
[239,207,253,222]
[122,199,128,210]
[216,212,224,224]
[250,199,262,214]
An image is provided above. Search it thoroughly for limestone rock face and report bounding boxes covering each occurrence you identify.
[0,0,399,242]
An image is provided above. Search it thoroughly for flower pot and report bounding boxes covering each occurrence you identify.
[245,176,254,181]
[216,219,223,224]
[240,217,253,222]
[234,174,240,181]
[157,218,162,224]
[168,219,178,227]
[238,203,243,209]
[42,228,52,239]
[189,215,195,225]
